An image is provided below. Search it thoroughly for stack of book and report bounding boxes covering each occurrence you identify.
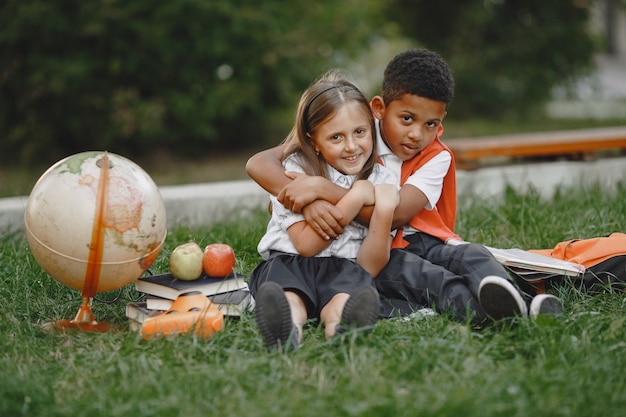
[126,272,254,330]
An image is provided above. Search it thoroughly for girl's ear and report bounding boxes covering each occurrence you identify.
[369,96,385,120]
[306,133,320,154]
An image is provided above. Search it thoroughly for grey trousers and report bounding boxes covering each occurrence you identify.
[375,232,521,323]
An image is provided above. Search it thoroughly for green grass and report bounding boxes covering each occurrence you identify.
[1,183,626,416]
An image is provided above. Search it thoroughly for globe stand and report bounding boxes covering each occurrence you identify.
[55,297,112,333]
[24,151,167,335]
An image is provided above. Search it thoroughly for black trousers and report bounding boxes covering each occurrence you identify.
[375,233,518,323]
[249,252,374,319]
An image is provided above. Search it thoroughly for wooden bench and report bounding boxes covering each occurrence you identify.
[446,126,626,170]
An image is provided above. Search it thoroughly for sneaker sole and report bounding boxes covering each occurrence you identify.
[479,275,528,320]
[255,282,296,350]
[340,286,380,330]
[530,294,563,321]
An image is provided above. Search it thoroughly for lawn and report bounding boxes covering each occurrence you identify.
[1,182,625,417]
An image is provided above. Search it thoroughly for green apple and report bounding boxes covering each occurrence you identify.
[169,242,204,281]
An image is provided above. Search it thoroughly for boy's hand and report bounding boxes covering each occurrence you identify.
[277,172,320,213]
[302,200,345,240]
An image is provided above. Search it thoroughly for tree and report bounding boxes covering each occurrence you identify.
[384,0,597,119]
[0,0,384,165]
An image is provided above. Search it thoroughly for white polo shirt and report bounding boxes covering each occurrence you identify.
[375,120,451,236]
[257,153,397,260]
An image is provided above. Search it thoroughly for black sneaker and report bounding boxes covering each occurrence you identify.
[529,294,563,321]
[336,285,380,334]
[255,282,299,350]
[478,275,528,320]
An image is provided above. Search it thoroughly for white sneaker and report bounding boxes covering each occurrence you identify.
[529,294,563,321]
[478,275,528,320]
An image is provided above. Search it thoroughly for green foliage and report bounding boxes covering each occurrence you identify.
[1,185,626,416]
[0,0,384,165]
[385,0,597,119]
[0,0,609,167]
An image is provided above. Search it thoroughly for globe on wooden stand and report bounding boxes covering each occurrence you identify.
[24,151,167,332]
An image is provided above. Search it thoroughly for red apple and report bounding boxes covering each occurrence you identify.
[169,242,204,281]
[203,243,236,277]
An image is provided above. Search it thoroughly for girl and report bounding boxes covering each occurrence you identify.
[250,70,399,350]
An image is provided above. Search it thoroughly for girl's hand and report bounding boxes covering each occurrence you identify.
[351,180,375,206]
[374,184,400,212]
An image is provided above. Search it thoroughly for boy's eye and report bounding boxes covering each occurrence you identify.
[426,121,438,128]
[402,115,413,122]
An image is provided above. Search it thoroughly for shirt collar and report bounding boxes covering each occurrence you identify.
[326,164,356,189]
[375,119,394,159]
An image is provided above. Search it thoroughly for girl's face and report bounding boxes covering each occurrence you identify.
[310,101,373,175]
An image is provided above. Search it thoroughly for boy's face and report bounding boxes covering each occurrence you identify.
[370,94,447,161]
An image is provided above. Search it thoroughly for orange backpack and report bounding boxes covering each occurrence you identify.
[531,232,626,292]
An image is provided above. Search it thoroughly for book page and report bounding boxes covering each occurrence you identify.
[486,246,585,276]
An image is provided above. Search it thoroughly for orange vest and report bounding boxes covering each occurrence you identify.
[391,125,461,248]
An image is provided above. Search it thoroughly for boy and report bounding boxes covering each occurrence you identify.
[246,49,563,324]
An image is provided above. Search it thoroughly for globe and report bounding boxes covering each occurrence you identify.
[24,151,167,331]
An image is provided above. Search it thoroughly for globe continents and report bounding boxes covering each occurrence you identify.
[25,151,167,295]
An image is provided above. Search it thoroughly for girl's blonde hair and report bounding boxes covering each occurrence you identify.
[281,69,376,181]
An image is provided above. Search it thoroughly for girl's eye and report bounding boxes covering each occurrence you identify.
[402,115,413,123]
[426,121,438,128]
[331,134,342,141]
[355,128,366,136]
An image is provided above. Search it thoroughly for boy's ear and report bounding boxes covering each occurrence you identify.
[369,96,385,119]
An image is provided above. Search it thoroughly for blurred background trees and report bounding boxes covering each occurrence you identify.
[386,0,598,119]
[0,0,616,167]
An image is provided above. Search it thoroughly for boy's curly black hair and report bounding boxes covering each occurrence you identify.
[381,48,454,106]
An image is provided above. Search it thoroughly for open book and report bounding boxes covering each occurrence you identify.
[485,246,585,280]
[446,239,585,280]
